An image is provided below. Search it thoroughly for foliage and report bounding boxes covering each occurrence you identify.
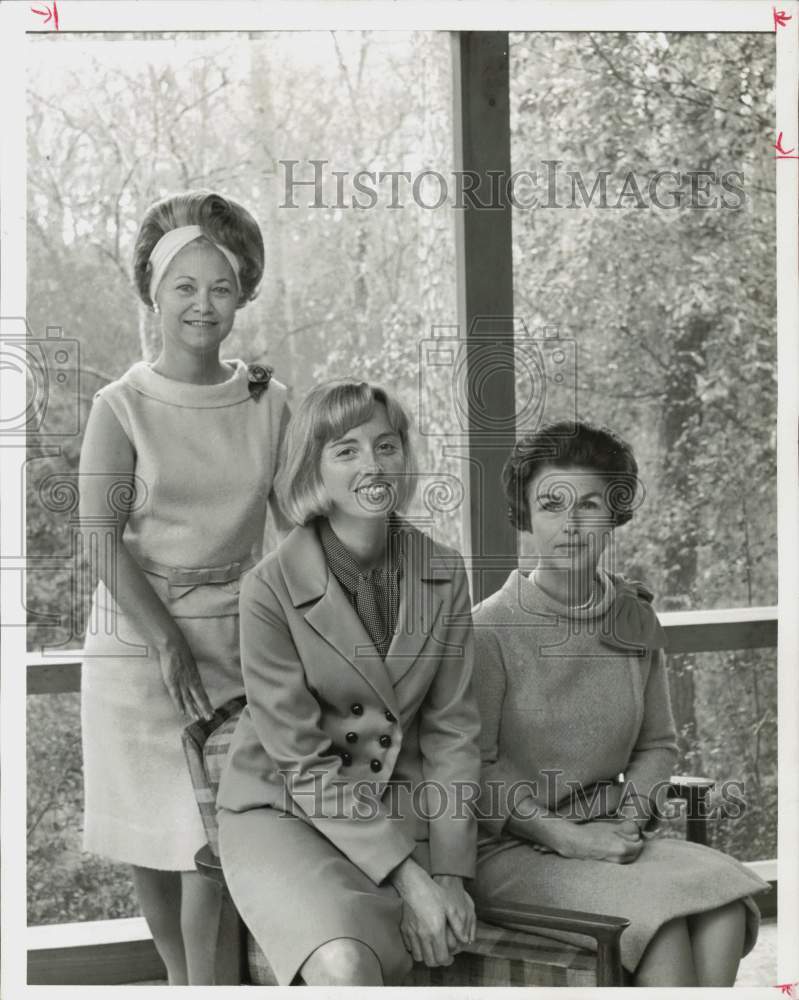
[27,694,139,923]
[506,31,776,863]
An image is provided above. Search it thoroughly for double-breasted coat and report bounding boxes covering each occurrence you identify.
[217,519,481,984]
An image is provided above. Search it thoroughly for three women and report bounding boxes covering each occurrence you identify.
[80,188,764,988]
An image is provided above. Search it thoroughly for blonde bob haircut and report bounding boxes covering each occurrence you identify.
[276,379,418,526]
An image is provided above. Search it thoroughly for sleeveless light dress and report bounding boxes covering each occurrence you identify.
[81,360,288,870]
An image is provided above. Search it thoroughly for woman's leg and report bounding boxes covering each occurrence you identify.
[130,865,186,985]
[687,901,747,986]
[634,917,698,987]
[300,938,384,986]
[181,870,242,985]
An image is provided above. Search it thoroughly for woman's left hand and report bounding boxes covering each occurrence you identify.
[432,875,476,952]
[597,817,643,842]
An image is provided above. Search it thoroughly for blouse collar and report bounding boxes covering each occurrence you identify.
[502,568,666,655]
[122,359,252,407]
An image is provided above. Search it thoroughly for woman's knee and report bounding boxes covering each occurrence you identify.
[130,866,182,936]
[301,938,383,985]
[180,871,222,937]
[635,917,698,987]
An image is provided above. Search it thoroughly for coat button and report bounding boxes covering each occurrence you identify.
[351,703,364,716]
[379,735,392,748]
[384,710,396,723]
[340,752,353,766]
[345,732,358,743]
[370,759,382,772]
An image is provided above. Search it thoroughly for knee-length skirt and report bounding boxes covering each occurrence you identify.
[474,834,768,973]
[219,806,417,986]
[81,575,245,870]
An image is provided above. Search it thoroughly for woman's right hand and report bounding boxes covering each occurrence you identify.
[559,820,644,864]
[158,635,214,722]
[390,858,456,967]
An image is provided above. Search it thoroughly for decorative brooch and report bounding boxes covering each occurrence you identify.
[247,363,273,401]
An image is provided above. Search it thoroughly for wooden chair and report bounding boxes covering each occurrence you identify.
[183,697,713,987]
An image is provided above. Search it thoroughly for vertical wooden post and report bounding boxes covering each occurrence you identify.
[451,32,517,603]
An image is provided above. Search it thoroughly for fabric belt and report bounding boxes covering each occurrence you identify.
[135,553,256,586]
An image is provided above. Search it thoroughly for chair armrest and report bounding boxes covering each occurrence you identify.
[476,898,629,987]
[668,774,716,846]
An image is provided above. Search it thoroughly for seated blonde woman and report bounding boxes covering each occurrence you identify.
[217,379,482,986]
[471,419,768,987]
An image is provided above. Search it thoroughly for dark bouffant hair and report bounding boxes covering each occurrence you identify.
[503,419,640,532]
[132,190,264,308]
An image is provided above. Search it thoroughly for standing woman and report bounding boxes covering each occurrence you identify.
[79,190,289,984]
[217,379,481,986]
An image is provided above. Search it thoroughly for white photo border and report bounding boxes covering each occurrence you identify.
[1,2,796,998]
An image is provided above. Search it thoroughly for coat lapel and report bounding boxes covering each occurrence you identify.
[278,520,454,706]
[280,523,399,714]
[305,581,400,714]
[384,526,447,687]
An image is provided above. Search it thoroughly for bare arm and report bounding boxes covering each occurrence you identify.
[78,395,212,720]
[266,398,294,542]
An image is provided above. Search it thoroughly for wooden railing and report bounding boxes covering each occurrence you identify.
[25,605,779,694]
[26,607,779,985]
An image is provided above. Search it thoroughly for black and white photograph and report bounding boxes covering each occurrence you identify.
[1,1,797,994]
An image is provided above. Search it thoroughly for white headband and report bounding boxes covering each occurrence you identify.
[148,224,242,305]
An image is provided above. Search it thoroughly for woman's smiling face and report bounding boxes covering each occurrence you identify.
[319,403,406,520]
[525,464,616,571]
[155,240,238,357]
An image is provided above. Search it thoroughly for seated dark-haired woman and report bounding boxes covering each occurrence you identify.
[470,419,767,987]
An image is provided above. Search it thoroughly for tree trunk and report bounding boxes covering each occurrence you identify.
[248,35,294,388]
[138,303,160,362]
[659,313,711,752]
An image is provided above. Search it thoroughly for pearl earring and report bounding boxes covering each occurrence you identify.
[152,302,160,315]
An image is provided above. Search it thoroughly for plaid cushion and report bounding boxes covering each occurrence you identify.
[246,931,280,985]
[407,921,599,987]
[247,920,598,987]
[181,696,246,858]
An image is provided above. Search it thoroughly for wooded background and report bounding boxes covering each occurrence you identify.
[25,30,776,924]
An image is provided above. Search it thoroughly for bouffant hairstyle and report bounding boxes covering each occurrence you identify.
[132,190,264,308]
[503,419,639,532]
[276,379,418,527]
